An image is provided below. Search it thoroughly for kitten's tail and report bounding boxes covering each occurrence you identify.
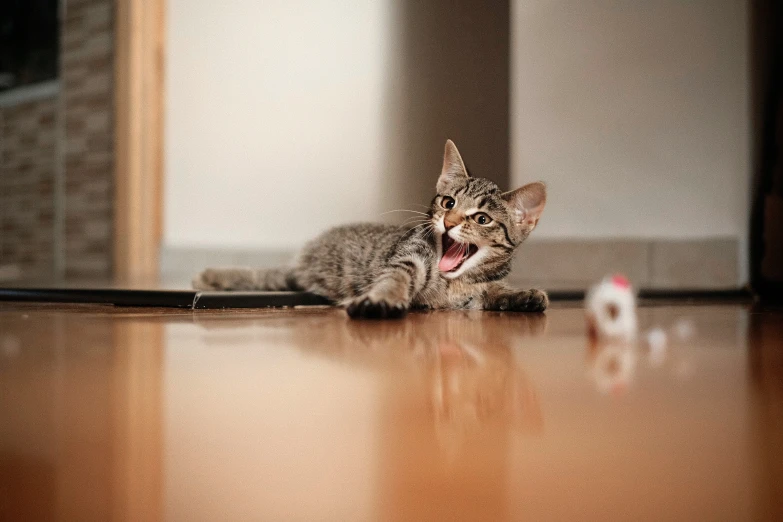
[256,267,302,291]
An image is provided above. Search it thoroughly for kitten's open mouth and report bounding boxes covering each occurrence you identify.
[439,234,479,273]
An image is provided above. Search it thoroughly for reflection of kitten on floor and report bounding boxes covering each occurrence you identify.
[313,311,546,442]
[430,333,544,452]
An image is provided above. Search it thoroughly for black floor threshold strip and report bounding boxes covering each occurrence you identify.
[0,287,752,310]
[0,288,332,309]
[547,288,754,302]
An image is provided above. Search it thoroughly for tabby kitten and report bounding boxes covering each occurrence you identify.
[194,140,548,319]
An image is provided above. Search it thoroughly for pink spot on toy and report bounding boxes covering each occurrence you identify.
[611,274,630,289]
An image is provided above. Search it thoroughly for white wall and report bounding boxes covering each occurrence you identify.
[165,0,391,250]
[166,0,751,277]
[511,0,750,241]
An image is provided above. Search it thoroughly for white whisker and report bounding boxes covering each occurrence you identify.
[379,209,429,217]
[398,217,430,226]
[397,217,431,231]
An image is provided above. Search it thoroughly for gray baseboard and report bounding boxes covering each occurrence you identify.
[163,237,740,291]
[507,237,740,291]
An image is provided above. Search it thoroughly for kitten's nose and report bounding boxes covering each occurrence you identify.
[444,215,460,230]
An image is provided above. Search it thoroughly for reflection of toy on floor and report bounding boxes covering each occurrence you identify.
[585,274,638,342]
[645,327,668,368]
[641,318,697,370]
[673,318,696,341]
[587,339,638,395]
[584,275,698,394]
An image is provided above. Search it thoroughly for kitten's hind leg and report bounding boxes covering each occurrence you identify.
[193,267,300,291]
[482,283,549,313]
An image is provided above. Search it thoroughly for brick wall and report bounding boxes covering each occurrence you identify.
[62,0,114,279]
[0,99,57,279]
[0,0,114,281]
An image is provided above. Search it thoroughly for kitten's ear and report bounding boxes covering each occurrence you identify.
[437,139,469,192]
[502,181,547,230]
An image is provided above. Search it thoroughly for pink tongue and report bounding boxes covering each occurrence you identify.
[439,242,465,272]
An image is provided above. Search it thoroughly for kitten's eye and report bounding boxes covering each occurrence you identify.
[472,212,492,226]
[441,196,456,210]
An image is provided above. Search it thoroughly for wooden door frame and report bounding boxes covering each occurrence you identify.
[114,0,165,281]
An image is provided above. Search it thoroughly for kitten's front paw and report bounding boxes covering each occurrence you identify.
[492,289,549,313]
[346,297,408,320]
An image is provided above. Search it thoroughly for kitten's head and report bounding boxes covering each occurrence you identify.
[429,140,546,282]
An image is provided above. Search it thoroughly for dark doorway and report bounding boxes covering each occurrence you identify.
[750,0,783,300]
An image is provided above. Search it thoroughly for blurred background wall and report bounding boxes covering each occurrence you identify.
[509,0,749,289]
[163,0,510,277]
[0,0,757,291]
[162,0,750,290]
[513,0,749,242]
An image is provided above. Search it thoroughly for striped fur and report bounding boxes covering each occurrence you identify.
[194,140,548,318]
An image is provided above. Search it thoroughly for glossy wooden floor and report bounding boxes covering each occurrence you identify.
[1,301,781,521]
